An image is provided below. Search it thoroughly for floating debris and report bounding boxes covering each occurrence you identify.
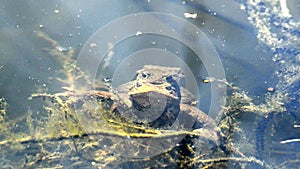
[90,42,97,48]
[280,138,300,144]
[279,0,291,17]
[203,79,211,83]
[54,9,60,14]
[56,46,68,52]
[184,13,197,19]
[267,87,275,92]
[101,43,114,70]
[135,31,142,36]
[103,77,111,83]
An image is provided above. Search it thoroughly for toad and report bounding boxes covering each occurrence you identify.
[110,65,220,145]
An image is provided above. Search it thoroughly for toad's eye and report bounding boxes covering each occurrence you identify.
[141,72,148,79]
[165,75,173,82]
[165,86,172,90]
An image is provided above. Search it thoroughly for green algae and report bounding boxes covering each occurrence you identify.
[0,31,294,169]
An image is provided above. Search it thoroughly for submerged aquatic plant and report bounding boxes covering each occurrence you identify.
[0,30,297,168]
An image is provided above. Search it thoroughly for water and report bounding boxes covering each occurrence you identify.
[239,0,300,167]
[0,0,299,168]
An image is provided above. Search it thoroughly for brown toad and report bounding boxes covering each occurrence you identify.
[110,65,220,144]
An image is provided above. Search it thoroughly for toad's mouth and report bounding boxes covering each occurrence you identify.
[128,83,180,111]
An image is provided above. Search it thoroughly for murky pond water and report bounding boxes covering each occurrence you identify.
[0,0,299,168]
